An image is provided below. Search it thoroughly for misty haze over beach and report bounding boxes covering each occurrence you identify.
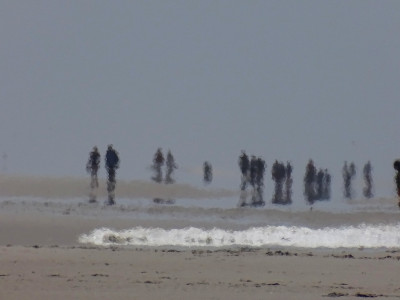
[1,2,400,299]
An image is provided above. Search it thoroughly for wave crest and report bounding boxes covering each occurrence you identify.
[79,224,400,249]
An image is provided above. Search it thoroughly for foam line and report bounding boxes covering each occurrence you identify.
[79,224,400,249]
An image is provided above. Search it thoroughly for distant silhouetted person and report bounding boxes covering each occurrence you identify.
[86,146,100,202]
[152,148,164,183]
[165,150,178,184]
[284,162,293,204]
[105,145,120,205]
[322,169,331,200]
[238,151,250,190]
[251,157,266,206]
[316,169,324,200]
[343,161,356,199]
[363,161,373,199]
[304,160,317,204]
[87,146,100,189]
[272,160,286,204]
[203,161,213,184]
[393,160,400,206]
[249,156,258,188]
[255,157,266,189]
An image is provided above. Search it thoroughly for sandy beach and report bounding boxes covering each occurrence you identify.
[1,244,400,300]
[0,176,399,299]
[1,208,400,299]
[3,0,400,298]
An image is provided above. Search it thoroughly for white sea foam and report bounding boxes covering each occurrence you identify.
[79,224,400,249]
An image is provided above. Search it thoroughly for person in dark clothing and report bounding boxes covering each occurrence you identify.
[238,151,250,190]
[343,161,356,199]
[343,161,350,198]
[86,146,100,202]
[284,162,293,204]
[255,157,266,189]
[249,156,258,188]
[272,160,286,204]
[363,161,373,199]
[86,146,100,189]
[105,144,120,205]
[252,157,266,206]
[304,159,317,204]
[152,148,164,183]
[165,150,178,184]
[203,161,213,184]
[322,169,331,200]
[316,168,325,200]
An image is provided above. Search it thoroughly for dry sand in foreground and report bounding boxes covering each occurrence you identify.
[1,245,400,300]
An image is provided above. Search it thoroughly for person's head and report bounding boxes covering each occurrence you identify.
[394,160,400,171]
[108,144,113,150]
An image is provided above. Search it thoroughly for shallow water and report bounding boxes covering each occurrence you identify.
[2,192,399,249]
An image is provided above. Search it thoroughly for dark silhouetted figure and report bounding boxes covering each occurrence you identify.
[165,150,178,184]
[363,161,373,199]
[152,148,164,183]
[252,157,266,206]
[343,161,356,199]
[255,157,266,189]
[304,159,317,204]
[272,160,286,204]
[86,146,100,202]
[87,146,100,189]
[203,161,213,184]
[249,156,258,188]
[322,169,331,200]
[238,154,265,207]
[238,151,250,190]
[316,168,325,200]
[393,160,400,207]
[284,162,293,204]
[105,145,120,205]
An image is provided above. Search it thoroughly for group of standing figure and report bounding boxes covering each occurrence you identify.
[151,148,178,184]
[303,160,331,205]
[152,148,213,185]
[238,153,379,206]
[86,146,213,205]
[342,161,374,200]
[85,145,400,206]
[271,160,293,205]
[238,151,266,207]
[237,151,296,206]
[86,145,120,205]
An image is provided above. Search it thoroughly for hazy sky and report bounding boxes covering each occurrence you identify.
[1,1,399,198]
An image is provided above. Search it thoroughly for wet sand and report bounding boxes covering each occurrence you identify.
[0,174,237,199]
[1,208,400,299]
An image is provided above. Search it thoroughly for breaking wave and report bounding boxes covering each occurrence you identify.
[79,224,400,249]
